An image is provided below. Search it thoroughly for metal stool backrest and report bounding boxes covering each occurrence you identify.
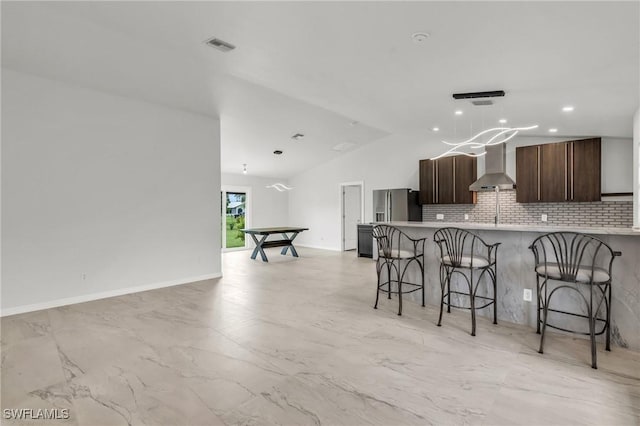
[433,227,494,267]
[373,225,423,258]
[529,232,620,283]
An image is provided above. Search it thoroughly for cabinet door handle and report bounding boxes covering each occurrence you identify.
[537,147,541,201]
[453,158,456,203]
[432,161,436,203]
[571,142,575,200]
[564,144,568,201]
[437,161,439,203]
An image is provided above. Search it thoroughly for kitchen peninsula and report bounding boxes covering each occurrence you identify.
[376,221,640,351]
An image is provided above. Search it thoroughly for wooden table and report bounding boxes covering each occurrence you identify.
[241,227,309,262]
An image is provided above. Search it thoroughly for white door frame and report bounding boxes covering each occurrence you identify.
[339,181,365,251]
[221,185,252,252]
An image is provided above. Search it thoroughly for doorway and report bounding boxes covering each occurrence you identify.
[221,186,251,251]
[340,182,364,251]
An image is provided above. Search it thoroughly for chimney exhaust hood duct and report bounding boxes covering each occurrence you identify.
[469,143,516,191]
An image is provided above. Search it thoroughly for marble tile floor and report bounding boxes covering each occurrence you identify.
[1,248,639,426]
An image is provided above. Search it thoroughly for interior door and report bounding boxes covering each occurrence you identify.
[343,185,361,251]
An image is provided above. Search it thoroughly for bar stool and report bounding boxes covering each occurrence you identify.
[433,227,500,336]
[529,232,621,369]
[372,225,426,316]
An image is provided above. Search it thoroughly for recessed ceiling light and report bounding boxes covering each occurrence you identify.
[499,119,507,124]
[432,127,440,132]
[204,37,236,52]
[273,150,283,155]
[548,128,558,133]
[291,133,305,140]
[562,106,574,112]
[412,32,430,43]
[455,110,463,116]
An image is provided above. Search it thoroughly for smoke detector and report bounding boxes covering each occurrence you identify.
[204,37,236,52]
[412,32,430,43]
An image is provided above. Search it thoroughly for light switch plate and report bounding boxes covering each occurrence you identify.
[436,214,444,220]
[464,214,469,220]
[523,289,533,302]
[541,214,548,222]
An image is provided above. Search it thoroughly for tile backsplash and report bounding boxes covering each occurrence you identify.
[422,191,632,228]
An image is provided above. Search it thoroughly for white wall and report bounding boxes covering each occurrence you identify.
[290,132,634,250]
[1,70,221,314]
[221,173,290,228]
[288,132,429,250]
[634,108,640,228]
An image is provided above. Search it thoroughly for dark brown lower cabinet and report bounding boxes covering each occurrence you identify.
[516,138,601,203]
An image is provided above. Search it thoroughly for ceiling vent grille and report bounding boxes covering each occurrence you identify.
[205,38,236,52]
[332,142,356,152]
[472,100,494,106]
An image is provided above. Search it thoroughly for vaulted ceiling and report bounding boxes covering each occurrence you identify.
[2,1,638,178]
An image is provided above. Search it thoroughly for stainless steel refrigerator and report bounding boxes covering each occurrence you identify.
[373,189,422,222]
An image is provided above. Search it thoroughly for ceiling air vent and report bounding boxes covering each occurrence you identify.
[332,142,356,152]
[472,100,494,106]
[205,37,236,52]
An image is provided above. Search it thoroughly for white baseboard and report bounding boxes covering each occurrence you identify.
[0,272,222,317]
[296,244,341,251]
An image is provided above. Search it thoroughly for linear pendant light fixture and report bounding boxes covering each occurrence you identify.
[430,125,538,160]
[266,183,293,192]
[452,90,505,99]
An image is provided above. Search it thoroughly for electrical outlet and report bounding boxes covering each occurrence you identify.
[523,289,533,302]
[436,214,444,220]
[464,214,469,220]
[541,214,548,222]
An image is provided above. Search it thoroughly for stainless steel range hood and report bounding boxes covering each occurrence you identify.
[469,143,516,191]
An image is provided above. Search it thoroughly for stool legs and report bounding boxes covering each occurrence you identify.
[374,261,382,310]
[492,264,498,325]
[420,262,425,308]
[606,284,611,352]
[437,265,448,327]
[397,276,403,316]
[438,265,497,336]
[374,257,424,317]
[538,281,611,369]
[535,275,541,334]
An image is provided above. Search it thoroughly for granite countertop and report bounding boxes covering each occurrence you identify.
[373,221,640,236]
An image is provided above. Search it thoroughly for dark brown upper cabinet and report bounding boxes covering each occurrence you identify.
[419,155,477,204]
[516,138,601,203]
